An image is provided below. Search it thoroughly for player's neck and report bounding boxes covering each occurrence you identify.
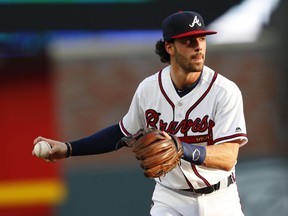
[170,67,201,90]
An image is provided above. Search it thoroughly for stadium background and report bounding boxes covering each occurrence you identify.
[0,0,287,215]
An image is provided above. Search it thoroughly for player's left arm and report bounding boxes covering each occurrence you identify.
[181,140,240,171]
[182,83,247,171]
[200,82,247,171]
[202,140,240,171]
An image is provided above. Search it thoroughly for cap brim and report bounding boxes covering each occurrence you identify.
[172,30,217,39]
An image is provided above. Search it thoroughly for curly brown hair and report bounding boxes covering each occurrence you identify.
[155,39,174,63]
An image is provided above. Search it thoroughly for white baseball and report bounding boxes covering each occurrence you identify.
[34,141,51,159]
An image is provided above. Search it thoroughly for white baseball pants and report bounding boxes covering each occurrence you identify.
[150,182,244,216]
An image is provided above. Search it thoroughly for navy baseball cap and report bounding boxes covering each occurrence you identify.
[162,11,217,41]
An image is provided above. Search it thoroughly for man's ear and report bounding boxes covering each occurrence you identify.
[165,42,174,55]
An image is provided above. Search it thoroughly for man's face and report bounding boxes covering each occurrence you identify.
[171,35,207,73]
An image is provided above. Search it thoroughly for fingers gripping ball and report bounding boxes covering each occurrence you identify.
[34,141,51,159]
[122,128,183,178]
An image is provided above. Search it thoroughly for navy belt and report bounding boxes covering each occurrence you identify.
[181,174,235,194]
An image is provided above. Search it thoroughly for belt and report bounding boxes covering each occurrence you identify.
[180,174,235,194]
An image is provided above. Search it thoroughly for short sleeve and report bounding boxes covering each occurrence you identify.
[213,83,248,146]
[119,84,146,136]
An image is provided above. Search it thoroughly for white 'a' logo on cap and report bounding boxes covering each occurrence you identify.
[189,16,202,27]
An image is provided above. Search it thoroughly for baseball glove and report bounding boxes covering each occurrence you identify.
[121,128,183,178]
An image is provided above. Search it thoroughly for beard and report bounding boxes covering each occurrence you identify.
[174,48,205,72]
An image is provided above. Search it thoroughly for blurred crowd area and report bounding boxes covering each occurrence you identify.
[0,0,287,216]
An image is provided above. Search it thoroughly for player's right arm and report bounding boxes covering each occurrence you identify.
[33,124,125,162]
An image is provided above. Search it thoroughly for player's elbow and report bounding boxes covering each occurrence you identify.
[221,143,239,171]
[222,159,236,171]
[222,162,235,171]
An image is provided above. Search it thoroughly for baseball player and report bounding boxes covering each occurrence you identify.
[33,11,248,216]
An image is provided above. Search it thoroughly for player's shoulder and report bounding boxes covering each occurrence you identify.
[141,71,159,83]
[138,66,168,88]
[203,65,240,93]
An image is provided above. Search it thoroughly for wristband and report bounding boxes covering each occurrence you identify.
[65,142,72,158]
[182,142,206,165]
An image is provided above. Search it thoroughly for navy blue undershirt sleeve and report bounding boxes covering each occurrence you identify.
[70,123,125,156]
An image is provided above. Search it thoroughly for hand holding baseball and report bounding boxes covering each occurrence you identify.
[32,137,69,162]
[33,141,52,159]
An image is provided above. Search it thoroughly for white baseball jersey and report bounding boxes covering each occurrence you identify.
[119,65,248,190]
